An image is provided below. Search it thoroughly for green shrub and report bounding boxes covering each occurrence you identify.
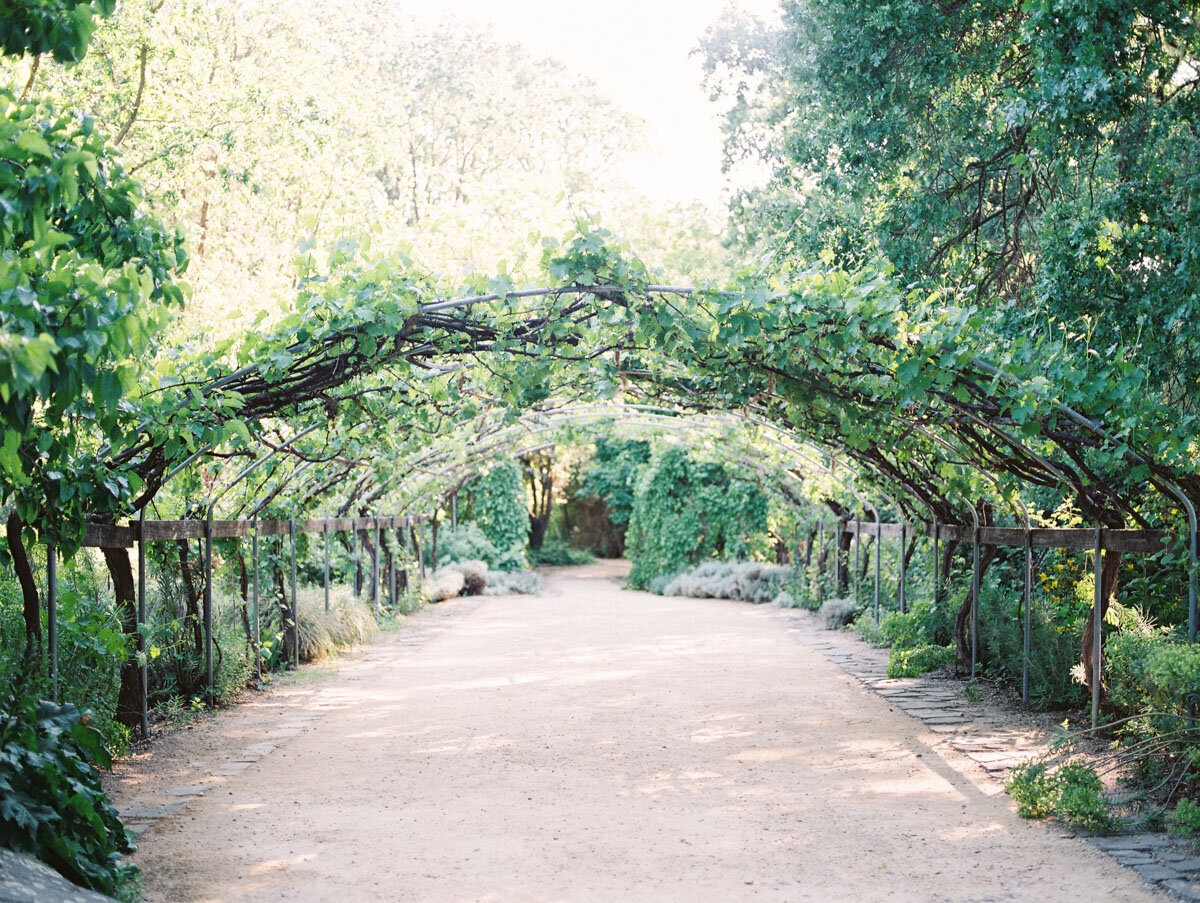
[851,611,886,645]
[437,523,499,567]
[1007,762,1058,819]
[463,463,529,566]
[0,668,136,898]
[977,567,1087,710]
[887,644,956,678]
[531,541,594,567]
[1055,763,1113,832]
[1167,798,1200,838]
[853,602,952,655]
[625,447,768,589]
[1105,629,1200,723]
[1006,760,1113,832]
[660,561,789,604]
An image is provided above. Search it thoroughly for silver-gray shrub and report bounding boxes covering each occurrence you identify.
[661,561,789,604]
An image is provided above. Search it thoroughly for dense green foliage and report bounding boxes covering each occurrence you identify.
[0,84,186,546]
[706,0,1200,398]
[0,669,135,897]
[0,0,1199,872]
[625,447,768,589]
[0,0,113,61]
[461,463,529,572]
[579,438,650,528]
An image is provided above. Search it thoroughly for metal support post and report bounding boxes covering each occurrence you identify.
[932,520,940,609]
[817,520,825,602]
[290,517,299,669]
[1022,520,1032,705]
[971,524,981,679]
[417,519,426,585]
[372,518,381,617]
[854,516,861,603]
[351,521,359,598]
[793,523,801,583]
[323,517,330,613]
[873,518,882,622]
[898,523,906,614]
[203,514,214,703]
[136,523,149,735]
[402,516,411,593]
[1092,524,1103,732]
[252,516,261,675]
[47,544,57,704]
[389,530,397,610]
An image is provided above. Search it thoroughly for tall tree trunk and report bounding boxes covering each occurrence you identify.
[803,528,815,568]
[7,511,40,643]
[899,533,918,601]
[525,454,553,550]
[102,547,144,732]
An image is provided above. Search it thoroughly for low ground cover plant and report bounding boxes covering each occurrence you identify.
[0,666,137,900]
[655,560,789,604]
[434,560,543,600]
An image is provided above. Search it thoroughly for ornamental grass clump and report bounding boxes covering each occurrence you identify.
[295,591,379,662]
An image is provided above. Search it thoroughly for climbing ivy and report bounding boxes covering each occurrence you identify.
[463,462,528,571]
[625,446,768,589]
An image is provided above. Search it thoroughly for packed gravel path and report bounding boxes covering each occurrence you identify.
[123,561,1163,902]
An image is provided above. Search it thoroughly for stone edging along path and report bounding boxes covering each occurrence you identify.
[770,606,1200,902]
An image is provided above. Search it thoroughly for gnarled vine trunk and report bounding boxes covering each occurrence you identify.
[176,538,204,656]
[102,547,144,732]
[7,510,40,644]
[1080,550,1123,695]
[953,544,999,666]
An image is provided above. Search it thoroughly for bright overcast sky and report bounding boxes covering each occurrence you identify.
[400,0,781,209]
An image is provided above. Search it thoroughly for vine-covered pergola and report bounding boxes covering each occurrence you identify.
[10,227,1199,734]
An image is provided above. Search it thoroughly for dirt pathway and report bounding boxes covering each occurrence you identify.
[117,562,1163,902]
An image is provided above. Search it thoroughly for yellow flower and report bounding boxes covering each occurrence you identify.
[1057,563,1064,570]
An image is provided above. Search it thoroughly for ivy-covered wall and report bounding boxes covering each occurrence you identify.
[462,461,529,571]
[624,446,768,589]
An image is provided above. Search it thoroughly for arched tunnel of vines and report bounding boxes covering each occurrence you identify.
[3,1,1200,901]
